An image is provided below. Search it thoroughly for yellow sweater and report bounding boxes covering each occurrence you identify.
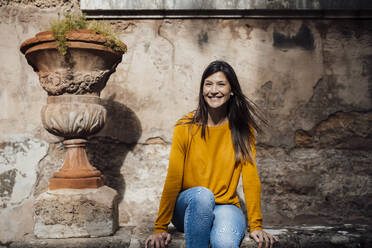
[154,118,263,233]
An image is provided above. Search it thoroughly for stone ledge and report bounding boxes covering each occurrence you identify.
[81,0,372,19]
[81,0,372,10]
[4,224,372,248]
[82,9,372,19]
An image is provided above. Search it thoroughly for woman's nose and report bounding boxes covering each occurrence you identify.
[211,84,218,93]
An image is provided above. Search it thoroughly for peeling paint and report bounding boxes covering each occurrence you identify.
[295,111,372,149]
[0,169,16,203]
[197,31,208,47]
[273,24,315,50]
[0,136,48,207]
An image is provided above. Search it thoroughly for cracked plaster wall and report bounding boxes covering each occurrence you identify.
[0,0,371,242]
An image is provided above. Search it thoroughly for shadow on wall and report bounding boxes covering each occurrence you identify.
[87,94,142,203]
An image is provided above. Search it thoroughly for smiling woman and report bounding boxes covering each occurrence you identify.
[146,61,277,248]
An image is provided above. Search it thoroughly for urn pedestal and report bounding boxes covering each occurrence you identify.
[41,95,107,190]
[20,30,126,238]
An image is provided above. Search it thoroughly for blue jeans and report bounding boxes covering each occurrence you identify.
[172,187,246,248]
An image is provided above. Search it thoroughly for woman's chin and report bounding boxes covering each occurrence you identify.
[207,104,223,109]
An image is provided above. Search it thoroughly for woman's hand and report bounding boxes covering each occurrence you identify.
[250,230,278,248]
[145,232,172,248]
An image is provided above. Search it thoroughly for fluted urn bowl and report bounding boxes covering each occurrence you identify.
[41,95,107,138]
[20,30,126,190]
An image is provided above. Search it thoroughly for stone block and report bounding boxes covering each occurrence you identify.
[34,186,118,238]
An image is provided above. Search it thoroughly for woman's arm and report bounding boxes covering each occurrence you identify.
[153,125,187,233]
[242,144,279,248]
[241,143,263,232]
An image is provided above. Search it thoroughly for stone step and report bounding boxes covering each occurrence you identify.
[4,224,371,248]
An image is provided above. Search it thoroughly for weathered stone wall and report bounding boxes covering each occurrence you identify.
[0,0,371,243]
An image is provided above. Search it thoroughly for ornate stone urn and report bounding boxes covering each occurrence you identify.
[20,30,126,238]
[20,30,125,190]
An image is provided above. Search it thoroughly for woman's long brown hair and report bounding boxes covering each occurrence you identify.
[182,60,267,165]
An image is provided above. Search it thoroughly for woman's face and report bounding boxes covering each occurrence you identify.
[203,71,232,109]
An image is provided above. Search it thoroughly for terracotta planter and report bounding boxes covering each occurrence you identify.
[20,30,126,190]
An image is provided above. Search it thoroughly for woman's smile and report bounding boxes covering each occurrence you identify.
[207,95,224,100]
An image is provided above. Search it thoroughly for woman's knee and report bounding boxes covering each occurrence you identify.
[189,186,215,208]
